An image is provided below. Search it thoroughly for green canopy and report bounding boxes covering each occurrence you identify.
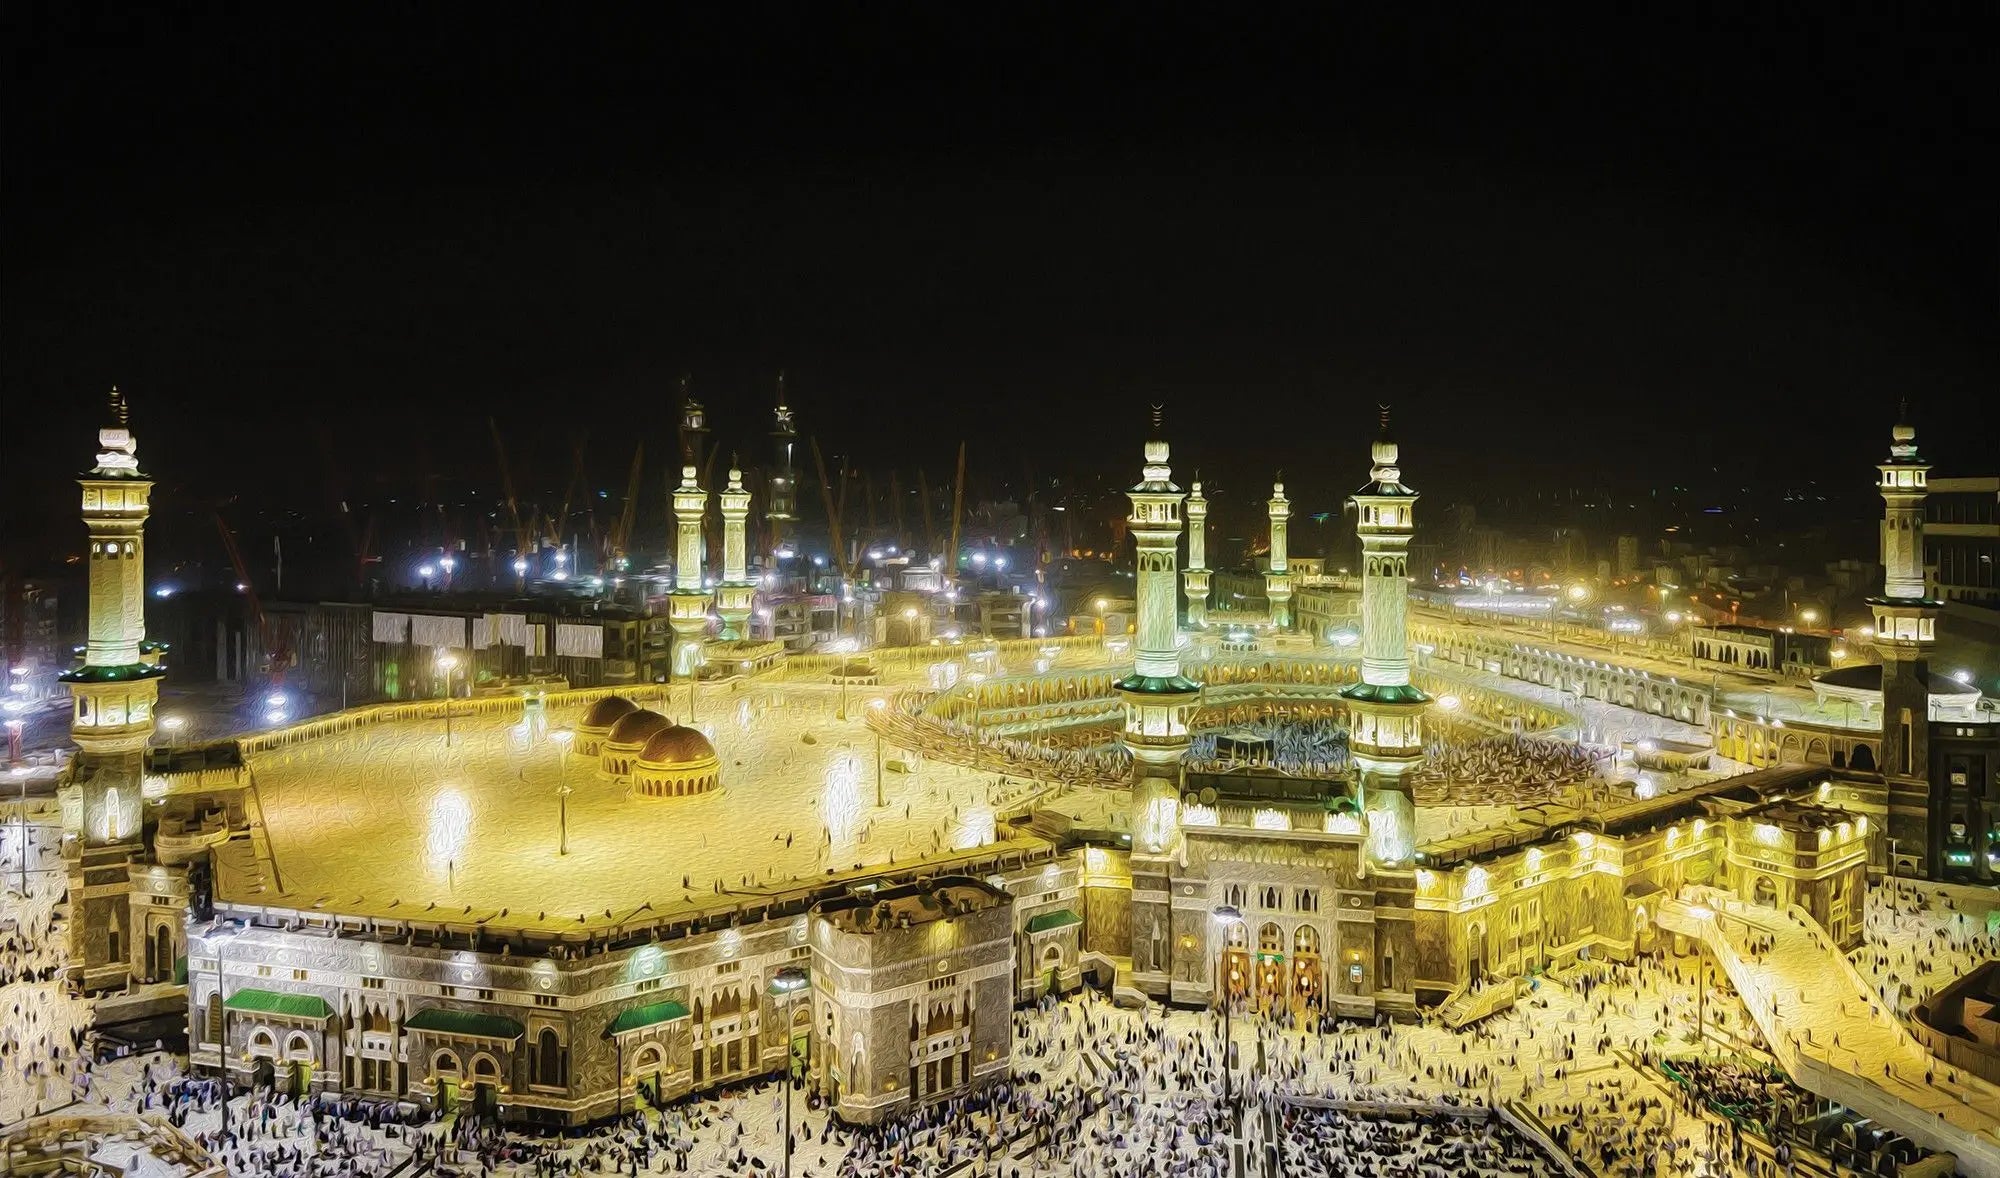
[404,1008,524,1041]
[604,1000,691,1037]
[1026,909,1081,935]
[223,989,333,1019]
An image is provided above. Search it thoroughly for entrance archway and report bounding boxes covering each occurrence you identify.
[1467,922,1488,983]
[1752,875,1778,907]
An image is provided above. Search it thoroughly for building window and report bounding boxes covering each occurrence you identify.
[535,1028,566,1088]
[361,977,386,990]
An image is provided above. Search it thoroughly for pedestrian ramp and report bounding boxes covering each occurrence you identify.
[1439,975,1521,1030]
[1656,889,2000,1176]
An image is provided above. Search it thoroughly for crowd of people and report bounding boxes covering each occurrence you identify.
[1185,720,1351,778]
[1852,877,2000,1019]
[1410,734,1605,797]
[1,812,95,1127]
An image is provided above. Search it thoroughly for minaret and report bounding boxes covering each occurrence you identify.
[1114,411,1200,834]
[1870,413,1944,870]
[62,388,158,846]
[1266,478,1292,629]
[668,465,713,680]
[1183,480,1211,627]
[715,461,755,641]
[1339,408,1426,868]
[766,373,798,563]
[1115,410,1200,999]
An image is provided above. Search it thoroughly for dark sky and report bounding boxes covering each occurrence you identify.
[3,7,1995,561]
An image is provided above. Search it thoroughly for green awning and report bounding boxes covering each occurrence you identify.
[604,1000,691,1037]
[404,1008,524,1041]
[1026,909,1081,935]
[224,989,333,1019]
[1114,673,1202,696]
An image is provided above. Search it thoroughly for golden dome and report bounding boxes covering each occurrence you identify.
[582,695,638,728]
[606,708,673,746]
[637,724,718,767]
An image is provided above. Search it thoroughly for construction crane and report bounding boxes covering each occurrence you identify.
[917,468,939,561]
[947,441,966,593]
[214,511,291,690]
[604,441,646,573]
[542,432,590,572]
[811,438,858,635]
[488,417,536,571]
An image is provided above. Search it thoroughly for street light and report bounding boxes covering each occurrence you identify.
[1095,598,1108,638]
[435,653,459,746]
[1211,904,1245,1134]
[867,698,887,806]
[551,728,575,854]
[769,966,811,1178]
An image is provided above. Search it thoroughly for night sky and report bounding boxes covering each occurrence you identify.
[3,8,1994,565]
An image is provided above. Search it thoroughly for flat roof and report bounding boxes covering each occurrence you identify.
[225,685,1049,936]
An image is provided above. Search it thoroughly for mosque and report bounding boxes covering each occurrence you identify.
[41,395,1993,1129]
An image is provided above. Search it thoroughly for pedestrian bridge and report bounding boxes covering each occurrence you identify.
[1656,890,2000,1176]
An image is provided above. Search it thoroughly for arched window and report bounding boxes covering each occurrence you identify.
[536,1027,564,1088]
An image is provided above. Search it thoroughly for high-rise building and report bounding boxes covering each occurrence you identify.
[1339,410,1426,868]
[767,373,798,562]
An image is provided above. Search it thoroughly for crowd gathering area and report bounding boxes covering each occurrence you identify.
[9,650,1999,1177]
[5,866,1990,1177]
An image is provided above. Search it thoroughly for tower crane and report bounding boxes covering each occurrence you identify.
[214,511,292,690]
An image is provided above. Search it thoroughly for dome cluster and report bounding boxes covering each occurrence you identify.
[570,694,721,798]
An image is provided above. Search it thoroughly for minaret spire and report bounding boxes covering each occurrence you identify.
[667,462,713,680]
[1340,406,1425,868]
[64,390,161,846]
[1265,475,1292,629]
[1870,413,1941,849]
[1115,408,1200,998]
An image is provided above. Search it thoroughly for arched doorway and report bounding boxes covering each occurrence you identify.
[431,1050,462,1111]
[468,1053,501,1115]
[1292,926,1321,1009]
[1218,920,1249,1007]
[1255,923,1285,1011]
[1752,875,1778,907]
[1041,942,1064,996]
[1467,922,1488,984]
[1849,744,1875,772]
[630,1042,666,1106]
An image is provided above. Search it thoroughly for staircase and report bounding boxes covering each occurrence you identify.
[1657,888,2000,1176]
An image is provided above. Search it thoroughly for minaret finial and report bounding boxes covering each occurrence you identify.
[777,370,787,405]
[1150,403,1164,434]
[110,386,129,426]
[1378,404,1392,434]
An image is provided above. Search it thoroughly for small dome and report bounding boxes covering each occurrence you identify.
[1893,422,1916,443]
[582,695,638,728]
[638,724,717,767]
[607,708,673,745]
